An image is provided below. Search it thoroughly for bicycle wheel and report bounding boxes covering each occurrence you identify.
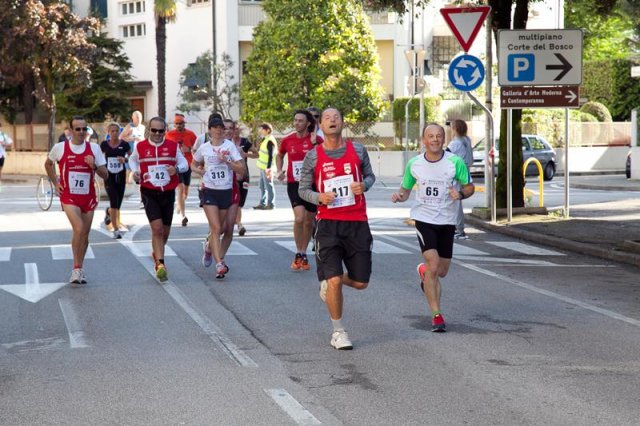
[36,176,54,211]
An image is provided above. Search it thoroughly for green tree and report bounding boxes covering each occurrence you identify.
[176,51,239,119]
[154,0,177,119]
[240,0,386,123]
[0,0,99,147]
[55,29,134,123]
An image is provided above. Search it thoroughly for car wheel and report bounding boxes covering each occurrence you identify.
[543,162,555,181]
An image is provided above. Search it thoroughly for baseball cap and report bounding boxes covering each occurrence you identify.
[208,116,224,128]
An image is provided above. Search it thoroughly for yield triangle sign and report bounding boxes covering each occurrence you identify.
[440,6,491,52]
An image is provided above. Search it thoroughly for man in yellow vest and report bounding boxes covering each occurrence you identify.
[255,122,277,209]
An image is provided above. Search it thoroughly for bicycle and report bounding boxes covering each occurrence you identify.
[36,174,101,211]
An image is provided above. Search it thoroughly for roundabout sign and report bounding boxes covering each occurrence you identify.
[448,54,485,92]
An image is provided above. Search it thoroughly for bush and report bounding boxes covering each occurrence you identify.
[521,109,598,147]
[582,59,640,120]
[580,101,612,122]
[392,96,441,145]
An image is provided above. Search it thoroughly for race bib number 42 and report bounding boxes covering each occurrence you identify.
[148,164,170,187]
[324,175,355,209]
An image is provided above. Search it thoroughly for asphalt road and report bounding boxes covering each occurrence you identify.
[1,180,639,425]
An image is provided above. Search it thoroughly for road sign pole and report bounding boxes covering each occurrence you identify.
[564,108,570,218]
[507,109,513,223]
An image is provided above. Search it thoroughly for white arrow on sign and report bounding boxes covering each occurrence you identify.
[565,90,577,103]
[0,263,67,303]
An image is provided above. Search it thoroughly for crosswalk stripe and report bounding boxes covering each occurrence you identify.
[51,244,95,260]
[372,240,410,254]
[453,244,489,256]
[275,241,301,254]
[122,242,177,258]
[0,247,11,261]
[225,241,257,255]
[486,241,566,256]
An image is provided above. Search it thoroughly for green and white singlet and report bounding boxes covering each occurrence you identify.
[401,151,471,225]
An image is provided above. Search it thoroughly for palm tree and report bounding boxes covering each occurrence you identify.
[154,0,177,119]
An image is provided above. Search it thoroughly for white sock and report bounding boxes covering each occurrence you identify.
[331,318,344,332]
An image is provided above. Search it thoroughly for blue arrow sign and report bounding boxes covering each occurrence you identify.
[448,54,485,92]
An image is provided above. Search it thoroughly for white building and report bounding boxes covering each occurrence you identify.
[75,0,562,126]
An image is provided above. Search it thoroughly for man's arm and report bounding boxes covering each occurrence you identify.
[355,143,376,190]
[298,149,320,205]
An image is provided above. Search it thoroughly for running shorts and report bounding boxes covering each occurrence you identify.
[141,187,175,226]
[314,219,372,283]
[287,182,317,213]
[415,220,455,259]
[201,187,232,210]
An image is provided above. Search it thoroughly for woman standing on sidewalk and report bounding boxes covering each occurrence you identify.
[446,119,474,239]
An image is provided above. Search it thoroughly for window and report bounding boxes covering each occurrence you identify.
[122,23,146,38]
[121,1,145,16]
[187,0,209,5]
[432,36,458,88]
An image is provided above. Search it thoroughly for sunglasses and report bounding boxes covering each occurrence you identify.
[74,127,89,132]
[149,128,166,134]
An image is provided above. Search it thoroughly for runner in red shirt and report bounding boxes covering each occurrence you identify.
[276,110,322,271]
[44,116,109,285]
[166,113,197,227]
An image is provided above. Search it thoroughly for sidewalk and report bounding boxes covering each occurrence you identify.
[467,175,640,268]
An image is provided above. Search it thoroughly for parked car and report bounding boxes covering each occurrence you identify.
[626,150,631,179]
[471,134,557,181]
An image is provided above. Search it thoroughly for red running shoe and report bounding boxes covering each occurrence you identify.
[432,314,446,332]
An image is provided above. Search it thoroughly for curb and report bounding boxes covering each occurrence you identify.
[570,183,640,192]
[466,215,640,268]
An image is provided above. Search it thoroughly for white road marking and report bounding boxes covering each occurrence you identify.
[114,225,257,367]
[275,241,301,254]
[51,244,95,260]
[1,337,66,353]
[224,241,257,255]
[264,388,321,425]
[0,263,67,303]
[0,247,11,261]
[453,244,489,256]
[377,235,640,327]
[58,298,90,348]
[487,241,566,256]
[455,255,556,266]
[372,240,410,254]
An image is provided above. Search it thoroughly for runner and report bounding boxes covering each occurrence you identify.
[232,121,257,236]
[276,109,321,270]
[128,117,189,282]
[192,115,244,279]
[166,113,197,227]
[391,123,475,332]
[100,122,131,239]
[299,108,376,350]
[44,115,108,284]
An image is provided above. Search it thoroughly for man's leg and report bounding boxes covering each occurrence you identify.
[149,218,167,261]
[177,183,186,217]
[62,204,94,269]
[258,171,267,206]
[302,210,315,253]
[292,205,306,252]
[266,174,275,207]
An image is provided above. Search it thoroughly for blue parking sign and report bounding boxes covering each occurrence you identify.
[508,54,535,81]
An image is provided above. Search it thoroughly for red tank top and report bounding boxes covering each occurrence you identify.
[137,139,180,191]
[314,140,367,221]
[58,141,96,202]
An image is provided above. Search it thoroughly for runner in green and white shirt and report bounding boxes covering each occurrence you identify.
[391,123,474,332]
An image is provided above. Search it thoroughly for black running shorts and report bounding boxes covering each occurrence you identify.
[141,187,175,226]
[314,219,372,283]
[287,182,317,213]
[415,220,455,259]
[178,167,192,187]
[201,187,232,210]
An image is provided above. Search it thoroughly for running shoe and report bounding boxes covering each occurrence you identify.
[69,268,82,285]
[155,263,168,282]
[104,207,111,226]
[291,253,303,270]
[330,330,353,350]
[417,263,426,292]
[432,314,446,332]
[253,204,266,210]
[202,240,212,268]
[181,217,188,227]
[215,262,226,280]
[79,269,87,284]
[454,232,469,240]
[300,254,310,271]
[264,204,274,210]
[113,230,122,239]
[319,279,327,303]
[238,226,246,236]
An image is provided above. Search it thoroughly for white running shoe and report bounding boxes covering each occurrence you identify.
[330,330,353,350]
[319,280,327,302]
[69,268,86,285]
[79,269,87,284]
[113,230,122,239]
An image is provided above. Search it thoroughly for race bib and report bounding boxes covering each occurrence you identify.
[148,164,170,187]
[68,171,91,195]
[107,157,123,173]
[417,179,446,206]
[324,175,355,209]
[292,160,304,182]
[204,164,232,188]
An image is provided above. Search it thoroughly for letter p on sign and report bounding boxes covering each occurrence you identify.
[508,54,535,81]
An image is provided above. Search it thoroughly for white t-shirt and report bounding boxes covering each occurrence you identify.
[48,141,107,166]
[193,139,242,190]
[0,131,13,158]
